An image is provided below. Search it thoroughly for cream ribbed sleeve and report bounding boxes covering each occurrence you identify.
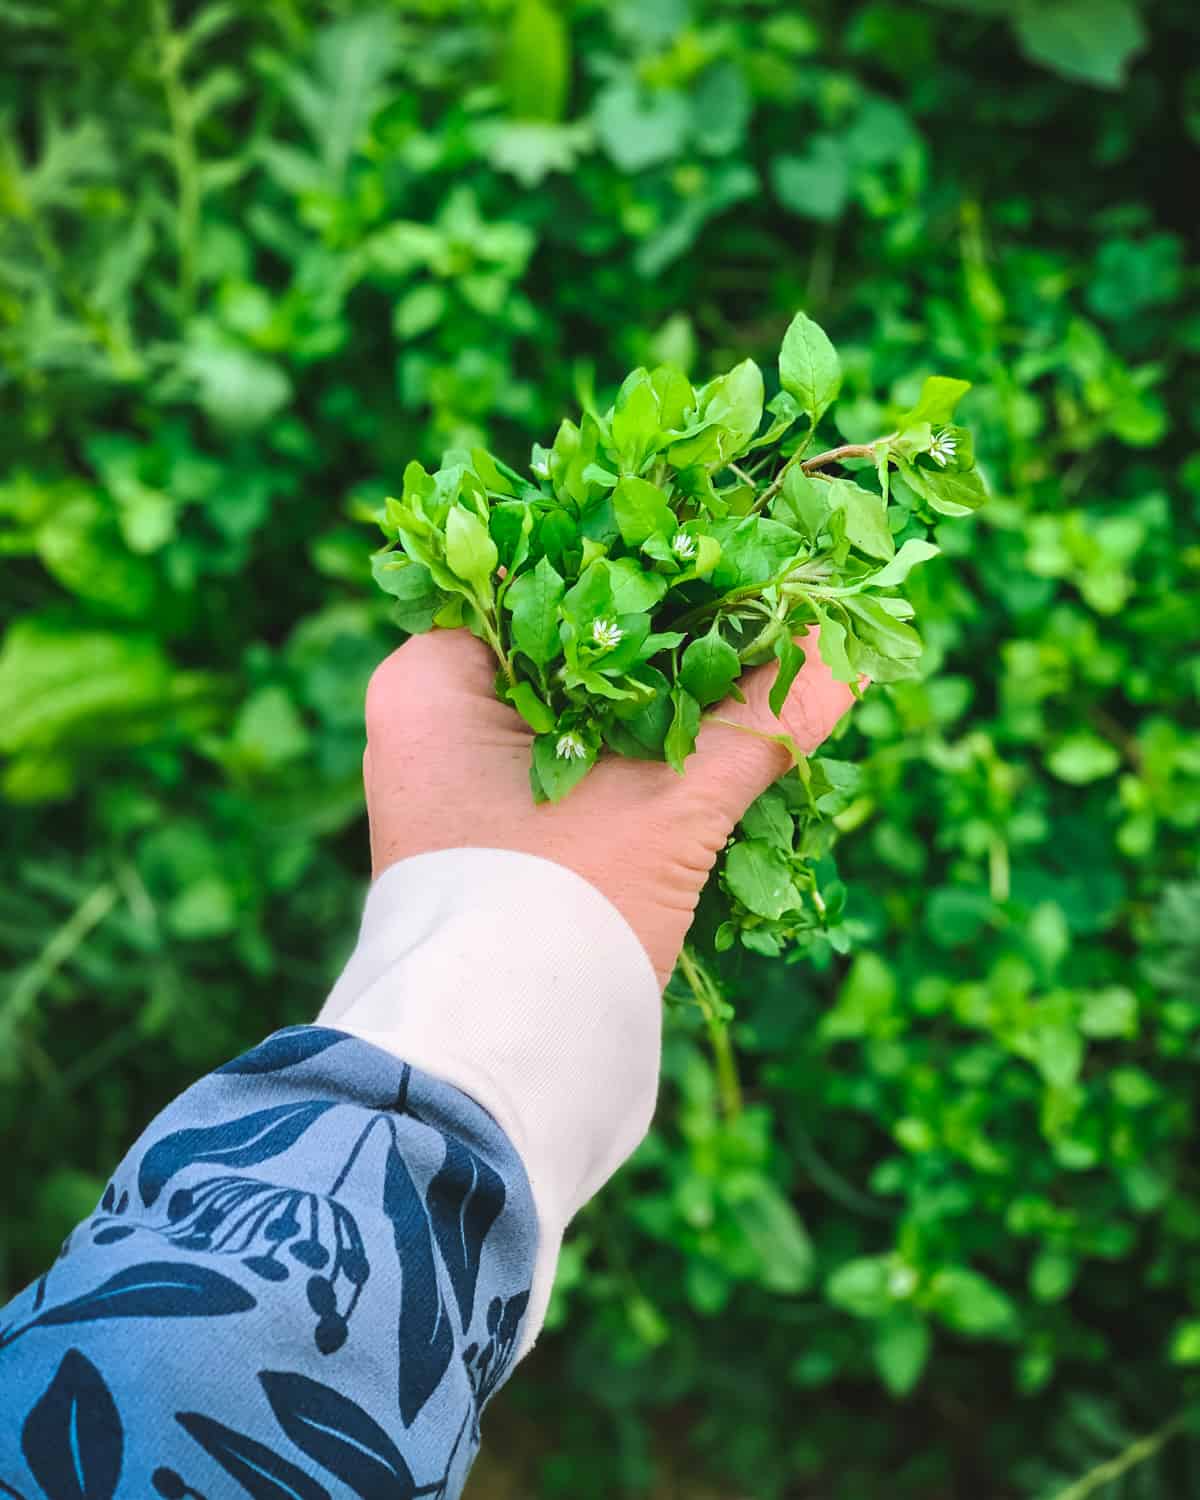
[316,847,662,1358]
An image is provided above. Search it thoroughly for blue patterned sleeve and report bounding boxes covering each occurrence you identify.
[0,1026,537,1500]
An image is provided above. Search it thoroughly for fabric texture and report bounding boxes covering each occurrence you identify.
[317,847,663,1353]
[0,1028,536,1499]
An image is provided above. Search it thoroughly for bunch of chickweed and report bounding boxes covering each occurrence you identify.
[372,312,984,1104]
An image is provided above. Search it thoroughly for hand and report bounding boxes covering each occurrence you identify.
[363,629,858,988]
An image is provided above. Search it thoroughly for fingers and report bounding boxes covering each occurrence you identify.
[686,627,860,817]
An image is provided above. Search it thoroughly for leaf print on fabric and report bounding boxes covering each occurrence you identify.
[426,1136,505,1332]
[20,1348,122,1500]
[217,1028,347,1076]
[90,1173,370,1353]
[0,1262,256,1347]
[259,1371,416,1498]
[383,1141,454,1426]
[138,1101,335,1207]
[176,1410,330,1500]
[463,1291,530,1410]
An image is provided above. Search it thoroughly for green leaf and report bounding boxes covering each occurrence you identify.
[902,461,987,516]
[532,731,596,801]
[731,1182,814,1294]
[680,622,741,707]
[608,556,669,612]
[664,685,701,773]
[444,505,499,595]
[779,311,842,423]
[502,0,570,121]
[725,838,798,919]
[771,138,851,222]
[1014,0,1146,88]
[896,376,972,429]
[873,1310,931,1397]
[863,538,941,589]
[825,477,894,561]
[769,634,806,718]
[826,1256,893,1319]
[842,595,923,660]
[507,555,565,665]
[613,477,676,548]
[811,606,855,683]
[371,555,441,633]
[610,371,661,473]
[1046,732,1121,784]
[1079,985,1138,1039]
[927,1267,1017,1337]
[508,680,556,733]
[740,784,794,852]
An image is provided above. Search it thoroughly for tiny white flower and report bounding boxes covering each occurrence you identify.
[672,531,697,560]
[591,617,623,649]
[929,432,958,467]
[555,731,586,760]
[531,457,549,478]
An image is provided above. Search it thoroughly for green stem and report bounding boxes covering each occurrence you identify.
[677,945,742,1119]
[1050,1412,1188,1500]
[479,612,517,690]
[151,0,200,316]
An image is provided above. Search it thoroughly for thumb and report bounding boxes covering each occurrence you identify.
[685,628,861,823]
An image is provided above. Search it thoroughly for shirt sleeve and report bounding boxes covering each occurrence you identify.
[0,848,662,1499]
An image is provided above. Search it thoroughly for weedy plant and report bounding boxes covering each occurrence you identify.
[371,311,985,1094]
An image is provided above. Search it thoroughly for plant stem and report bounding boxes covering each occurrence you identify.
[677,945,742,1119]
[1050,1411,1189,1500]
[151,0,200,316]
[755,432,898,514]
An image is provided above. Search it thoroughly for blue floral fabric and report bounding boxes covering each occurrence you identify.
[0,1026,537,1499]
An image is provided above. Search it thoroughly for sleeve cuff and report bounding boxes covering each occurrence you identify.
[316,847,662,1357]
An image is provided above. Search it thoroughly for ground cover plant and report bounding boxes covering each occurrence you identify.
[1,1,1198,1496]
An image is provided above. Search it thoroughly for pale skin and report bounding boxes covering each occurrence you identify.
[363,627,859,988]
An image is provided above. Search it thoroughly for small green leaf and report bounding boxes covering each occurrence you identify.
[610,370,661,473]
[864,539,941,589]
[532,731,595,801]
[740,784,794,851]
[444,504,499,595]
[926,1267,1017,1337]
[779,311,842,423]
[811,606,855,683]
[826,1256,893,1319]
[873,1310,931,1397]
[1014,0,1146,89]
[768,634,806,718]
[608,556,669,612]
[725,838,797,919]
[896,376,972,430]
[507,555,565,665]
[1047,732,1121,784]
[826,477,894,561]
[664,685,701,773]
[902,461,987,516]
[508,680,556,733]
[613,477,676,548]
[370,555,441,633]
[680,622,741,707]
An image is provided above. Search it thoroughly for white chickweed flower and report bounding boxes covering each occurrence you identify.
[672,531,697,561]
[929,431,958,467]
[555,731,587,761]
[591,617,623,649]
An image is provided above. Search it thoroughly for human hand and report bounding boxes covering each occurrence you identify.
[363,629,858,988]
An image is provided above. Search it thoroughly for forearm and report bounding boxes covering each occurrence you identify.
[0,851,660,1498]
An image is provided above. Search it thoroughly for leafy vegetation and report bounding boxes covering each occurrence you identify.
[1,1,1197,1496]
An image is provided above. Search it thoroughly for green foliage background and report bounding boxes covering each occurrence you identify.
[2,0,1198,1494]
